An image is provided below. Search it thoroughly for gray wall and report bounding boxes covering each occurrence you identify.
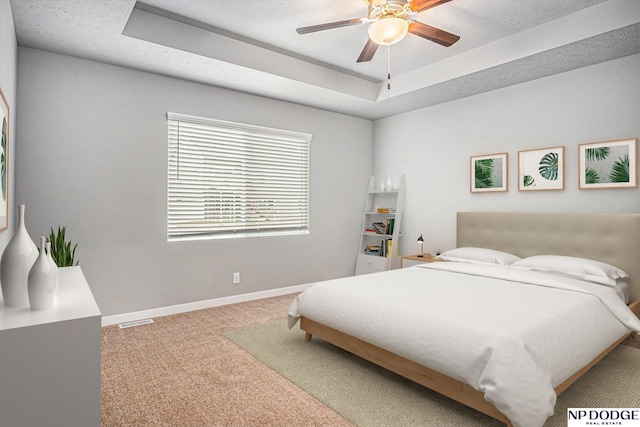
[12,35,639,317]
[16,48,373,316]
[374,54,640,257]
[0,0,17,251]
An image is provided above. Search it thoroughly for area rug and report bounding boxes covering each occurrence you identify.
[225,319,640,427]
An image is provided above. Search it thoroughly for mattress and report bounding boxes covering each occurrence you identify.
[288,262,640,427]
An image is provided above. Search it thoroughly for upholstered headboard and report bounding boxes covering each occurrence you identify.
[457,212,640,301]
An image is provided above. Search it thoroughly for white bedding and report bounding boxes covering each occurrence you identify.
[616,280,631,304]
[288,262,640,427]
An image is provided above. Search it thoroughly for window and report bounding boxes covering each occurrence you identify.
[167,113,310,241]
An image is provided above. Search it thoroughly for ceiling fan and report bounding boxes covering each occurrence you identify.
[296,0,460,63]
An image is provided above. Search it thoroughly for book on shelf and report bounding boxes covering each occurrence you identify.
[365,244,382,256]
[375,207,397,213]
[369,219,396,236]
[362,237,399,257]
[383,239,397,257]
[372,222,387,234]
[385,218,395,235]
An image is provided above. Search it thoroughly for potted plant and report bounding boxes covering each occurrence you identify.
[48,226,78,267]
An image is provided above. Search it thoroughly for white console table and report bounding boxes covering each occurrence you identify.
[0,266,101,427]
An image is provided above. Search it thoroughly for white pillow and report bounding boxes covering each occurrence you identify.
[510,255,628,287]
[435,247,521,266]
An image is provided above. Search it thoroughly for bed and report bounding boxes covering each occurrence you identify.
[288,212,640,427]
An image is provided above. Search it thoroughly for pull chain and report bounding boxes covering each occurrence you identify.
[387,45,392,91]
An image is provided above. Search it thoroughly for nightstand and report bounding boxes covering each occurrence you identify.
[401,254,443,268]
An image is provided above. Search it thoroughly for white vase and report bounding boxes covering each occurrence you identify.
[28,236,58,311]
[45,241,59,294]
[0,204,38,307]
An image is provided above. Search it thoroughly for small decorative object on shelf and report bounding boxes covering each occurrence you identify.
[386,176,392,191]
[417,234,424,257]
[28,236,58,310]
[0,204,38,307]
[48,226,79,266]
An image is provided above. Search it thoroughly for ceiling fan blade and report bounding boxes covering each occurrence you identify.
[296,18,364,34]
[357,39,379,63]
[408,21,460,47]
[409,0,453,13]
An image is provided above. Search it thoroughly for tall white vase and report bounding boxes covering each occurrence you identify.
[46,241,59,294]
[28,236,58,311]
[0,204,38,307]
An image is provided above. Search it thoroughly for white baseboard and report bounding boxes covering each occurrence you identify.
[101,283,313,327]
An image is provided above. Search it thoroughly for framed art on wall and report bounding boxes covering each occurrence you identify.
[579,138,637,189]
[470,152,507,193]
[518,146,564,191]
[0,87,9,232]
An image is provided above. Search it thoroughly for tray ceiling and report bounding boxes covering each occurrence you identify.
[10,0,640,119]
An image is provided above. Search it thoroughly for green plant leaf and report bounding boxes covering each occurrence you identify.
[610,155,629,183]
[538,152,558,180]
[523,175,535,187]
[585,147,610,161]
[48,226,79,267]
[474,159,494,188]
[585,167,599,184]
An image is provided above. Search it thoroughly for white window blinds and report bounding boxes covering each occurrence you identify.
[167,113,310,241]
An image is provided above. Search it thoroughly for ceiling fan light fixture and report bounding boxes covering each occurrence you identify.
[368,17,408,46]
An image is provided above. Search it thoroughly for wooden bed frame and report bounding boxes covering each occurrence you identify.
[300,212,640,426]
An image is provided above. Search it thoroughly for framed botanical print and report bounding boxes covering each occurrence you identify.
[579,138,637,189]
[518,146,564,191]
[0,87,8,232]
[470,152,507,192]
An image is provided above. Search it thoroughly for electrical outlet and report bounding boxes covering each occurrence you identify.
[233,272,240,284]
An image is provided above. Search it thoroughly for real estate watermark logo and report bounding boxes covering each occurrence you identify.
[568,409,640,426]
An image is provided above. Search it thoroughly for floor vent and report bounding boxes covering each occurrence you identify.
[118,319,155,329]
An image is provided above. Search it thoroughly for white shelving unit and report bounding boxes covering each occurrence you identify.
[355,174,405,275]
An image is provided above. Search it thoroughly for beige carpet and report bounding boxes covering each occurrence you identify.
[226,319,640,427]
[101,294,353,427]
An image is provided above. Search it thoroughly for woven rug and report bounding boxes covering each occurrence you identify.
[225,319,640,427]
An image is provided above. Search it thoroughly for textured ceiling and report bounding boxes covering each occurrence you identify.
[10,0,640,119]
